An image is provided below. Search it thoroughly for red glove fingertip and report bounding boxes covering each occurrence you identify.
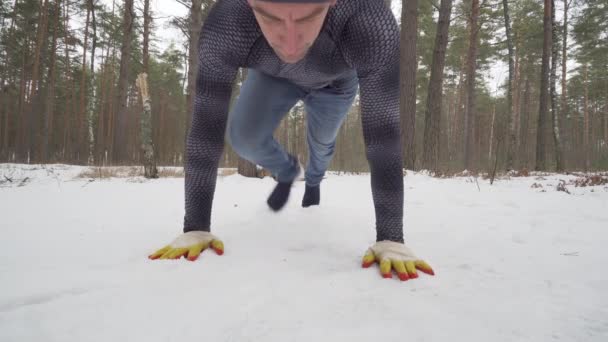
[398,273,409,281]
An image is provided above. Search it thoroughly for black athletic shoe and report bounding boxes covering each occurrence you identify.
[302,184,320,208]
[267,181,293,211]
[267,155,300,212]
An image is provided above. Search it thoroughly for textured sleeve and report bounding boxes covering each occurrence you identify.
[343,0,404,243]
[183,1,241,232]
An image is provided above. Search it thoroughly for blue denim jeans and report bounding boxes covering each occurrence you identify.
[227,68,358,186]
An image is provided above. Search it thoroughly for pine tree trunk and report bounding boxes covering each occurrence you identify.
[29,0,49,105]
[489,103,496,162]
[90,0,97,74]
[137,73,158,178]
[400,0,418,170]
[464,0,480,171]
[80,1,91,163]
[2,87,9,159]
[17,45,27,162]
[583,64,589,171]
[455,56,466,163]
[503,0,516,170]
[105,0,117,164]
[513,49,521,157]
[143,0,151,73]
[422,0,452,172]
[41,0,61,162]
[2,0,20,160]
[107,47,117,164]
[604,86,608,150]
[25,0,50,162]
[113,0,134,164]
[87,0,97,164]
[535,0,552,171]
[550,0,564,171]
[520,76,531,169]
[61,0,71,161]
[561,0,569,156]
[97,56,108,163]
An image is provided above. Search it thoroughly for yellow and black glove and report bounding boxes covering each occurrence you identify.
[148,231,224,261]
[362,241,435,281]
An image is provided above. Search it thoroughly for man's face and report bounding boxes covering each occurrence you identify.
[248,0,336,64]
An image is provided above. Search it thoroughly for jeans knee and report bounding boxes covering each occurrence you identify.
[308,139,336,160]
[228,122,263,158]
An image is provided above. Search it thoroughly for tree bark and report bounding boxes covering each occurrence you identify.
[583,64,589,171]
[400,0,418,170]
[28,0,49,102]
[26,0,50,162]
[61,0,73,161]
[561,0,569,153]
[139,0,156,176]
[489,102,496,162]
[143,0,151,73]
[90,0,97,74]
[513,47,521,156]
[520,76,531,169]
[80,0,91,163]
[464,0,480,171]
[137,73,158,178]
[105,0,117,164]
[455,55,466,162]
[550,0,564,171]
[535,0,552,171]
[97,46,109,163]
[41,0,62,162]
[422,0,452,172]
[113,0,135,163]
[503,0,516,170]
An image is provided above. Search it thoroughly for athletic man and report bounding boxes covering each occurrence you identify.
[149,0,435,281]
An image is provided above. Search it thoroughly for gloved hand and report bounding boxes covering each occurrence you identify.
[148,231,224,261]
[362,241,435,281]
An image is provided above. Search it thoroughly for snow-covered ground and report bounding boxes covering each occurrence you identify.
[1,163,607,342]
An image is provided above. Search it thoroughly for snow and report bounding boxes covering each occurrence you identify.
[1,163,607,342]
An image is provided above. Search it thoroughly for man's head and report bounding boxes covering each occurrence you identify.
[247,0,337,64]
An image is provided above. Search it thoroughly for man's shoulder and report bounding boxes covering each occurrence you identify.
[199,0,261,66]
[331,0,395,40]
[204,0,257,33]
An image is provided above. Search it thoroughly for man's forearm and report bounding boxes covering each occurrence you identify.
[367,139,404,243]
[183,77,234,233]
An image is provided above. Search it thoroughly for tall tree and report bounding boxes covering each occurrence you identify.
[41,0,62,162]
[90,0,97,74]
[400,0,418,170]
[113,0,135,163]
[561,0,569,155]
[583,64,589,170]
[80,0,91,163]
[503,0,516,170]
[422,0,452,171]
[464,0,480,170]
[140,0,157,178]
[550,0,564,171]
[143,0,151,73]
[26,0,50,162]
[535,0,552,171]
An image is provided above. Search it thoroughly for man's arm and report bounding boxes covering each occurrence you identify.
[183,2,241,232]
[343,0,404,243]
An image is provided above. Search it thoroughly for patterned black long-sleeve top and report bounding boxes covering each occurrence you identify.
[184,0,405,243]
